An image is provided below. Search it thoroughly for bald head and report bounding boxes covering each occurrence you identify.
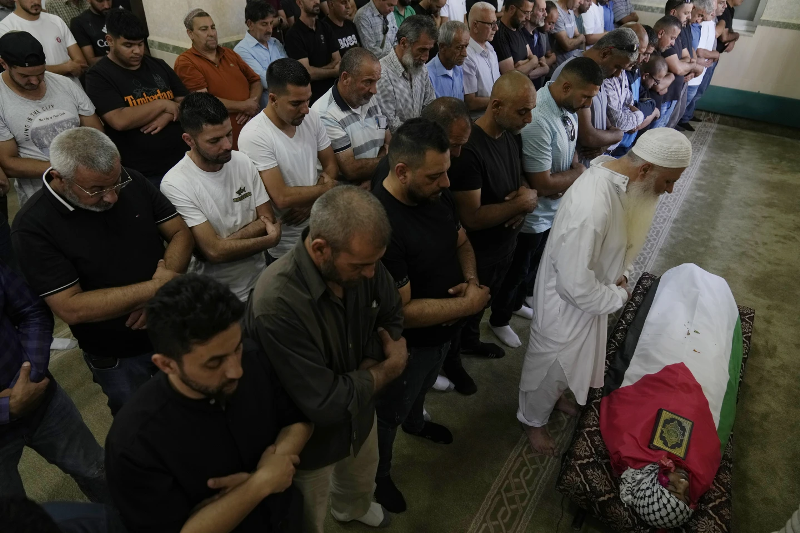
[624,22,648,65]
[485,71,536,135]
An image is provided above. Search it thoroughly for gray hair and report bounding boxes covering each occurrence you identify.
[595,27,640,63]
[50,128,120,181]
[184,8,210,30]
[693,0,714,13]
[309,186,391,252]
[397,14,438,45]
[339,47,379,77]
[438,20,469,45]
[468,1,495,24]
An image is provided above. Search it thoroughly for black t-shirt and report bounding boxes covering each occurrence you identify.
[680,24,694,58]
[284,18,340,103]
[373,181,464,348]
[11,170,179,358]
[85,56,188,177]
[70,9,110,59]
[321,17,361,57]
[448,126,523,266]
[106,343,307,533]
[371,155,390,190]
[716,4,734,52]
[492,21,529,65]
[661,41,684,102]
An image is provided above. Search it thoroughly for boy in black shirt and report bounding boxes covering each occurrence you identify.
[70,0,116,66]
[106,275,313,533]
[322,0,361,56]
[85,10,188,186]
[372,118,489,513]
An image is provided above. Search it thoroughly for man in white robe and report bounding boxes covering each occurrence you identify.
[517,128,693,455]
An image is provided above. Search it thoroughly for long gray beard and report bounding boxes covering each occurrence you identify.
[623,177,659,269]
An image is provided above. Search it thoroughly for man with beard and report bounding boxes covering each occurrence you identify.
[71,0,118,66]
[489,57,599,349]
[0,31,102,207]
[284,0,342,104]
[106,274,312,533]
[448,71,538,361]
[376,15,437,132]
[494,0,547,81]
[517,128,691,455]
[11,127,194,415]
[160,93,282,302]
[235,1,288,109]
[312,48,389,185]
[239,58,339,259]
[550,27,638,165]
[372,118,488,512]
[427,20,469,99]
[85,10,189,187]
[245,186,406,532]
[175,9,262,149]
[0,0,88,87]
[394,0,415,27]
[520,0,552,90]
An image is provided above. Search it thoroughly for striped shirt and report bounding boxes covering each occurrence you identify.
[377,50,436,132]
[354,0,397,59]
[462,38,500,119]
[520,82,577,234]
[311,83,388,159]
[611,0,633,23]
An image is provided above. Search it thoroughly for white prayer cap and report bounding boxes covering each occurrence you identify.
[631,129,692,169]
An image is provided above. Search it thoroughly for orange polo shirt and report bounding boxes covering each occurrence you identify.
[174,46,261,149]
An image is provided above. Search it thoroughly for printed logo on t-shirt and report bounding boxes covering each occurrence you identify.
[96,24,110,51]
[123,75,175,107]
[233,186,251,203]
[23,105,81,157]
[56,36,62,43]
[338,34,358,50]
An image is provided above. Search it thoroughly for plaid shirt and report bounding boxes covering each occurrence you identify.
[0,262,54,425]
[376,50,436,133]
[45,0,88,25]
[354,0,397,59]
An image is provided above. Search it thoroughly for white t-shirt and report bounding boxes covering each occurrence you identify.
[443,0,467,23]
[689,20,716,87]
[582,2,605,49]
[0,71,94,206]
[160,151,271,301]
[238,110,331,258]
[0,12,81,87]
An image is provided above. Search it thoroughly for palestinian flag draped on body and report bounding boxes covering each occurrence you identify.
[600,263,743,504]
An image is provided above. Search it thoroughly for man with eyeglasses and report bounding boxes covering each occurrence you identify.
[494,0,549,83]
[11,127,194,416]
[354,0,398,59]
[488,57,598,350]
[0,31,102,208]
[462,1,501,120]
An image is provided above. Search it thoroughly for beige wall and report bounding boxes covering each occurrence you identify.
[636,1,800,100]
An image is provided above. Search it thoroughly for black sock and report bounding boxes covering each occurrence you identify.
[402,421,453,444]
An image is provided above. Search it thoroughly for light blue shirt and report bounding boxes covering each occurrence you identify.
[520,82,578,234]
[234,32,287,108]
[426,55,465,101]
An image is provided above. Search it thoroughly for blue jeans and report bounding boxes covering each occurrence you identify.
[652,100,677,129]
[376,341,451,478]
[680,84,701,124]
[684,61,717,121]
[0,385,111,504]
[82,351,157,416]
[43,502,127,533]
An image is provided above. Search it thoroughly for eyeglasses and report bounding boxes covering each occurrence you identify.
[475,20,499,28]
[610,43,639,53]
[561,114,575,142]
[71,167,132,197]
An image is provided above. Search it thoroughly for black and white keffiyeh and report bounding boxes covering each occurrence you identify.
[619,463,694,528]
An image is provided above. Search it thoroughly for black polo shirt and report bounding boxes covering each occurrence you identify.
[662,40,684,102]
[106,342,306,533]
[284,18,340,104]
[373,181,464,348]
[492,21,529,65]
[448,126,523,267]
[11,169,178,358]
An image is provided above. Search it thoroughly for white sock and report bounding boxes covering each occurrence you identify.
[524,296,534,308]
[50,338,77,350]
[490,325,521,348]
[354,502,390,527]
[513,305,533,320]
[432,375,454,392]
[423,406,431,422]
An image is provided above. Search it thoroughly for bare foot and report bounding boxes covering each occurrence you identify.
[523,424,558,456]
[555,394,579,417]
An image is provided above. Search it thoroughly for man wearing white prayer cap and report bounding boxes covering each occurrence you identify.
[517,128,692,455]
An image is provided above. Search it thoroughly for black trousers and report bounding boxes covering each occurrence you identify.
[489,230,550,327]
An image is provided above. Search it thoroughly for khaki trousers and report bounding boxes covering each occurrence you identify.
[293,415,379,533]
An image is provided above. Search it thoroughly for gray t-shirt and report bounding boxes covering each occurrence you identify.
[0,72,95,206]
[553,4,582,67]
